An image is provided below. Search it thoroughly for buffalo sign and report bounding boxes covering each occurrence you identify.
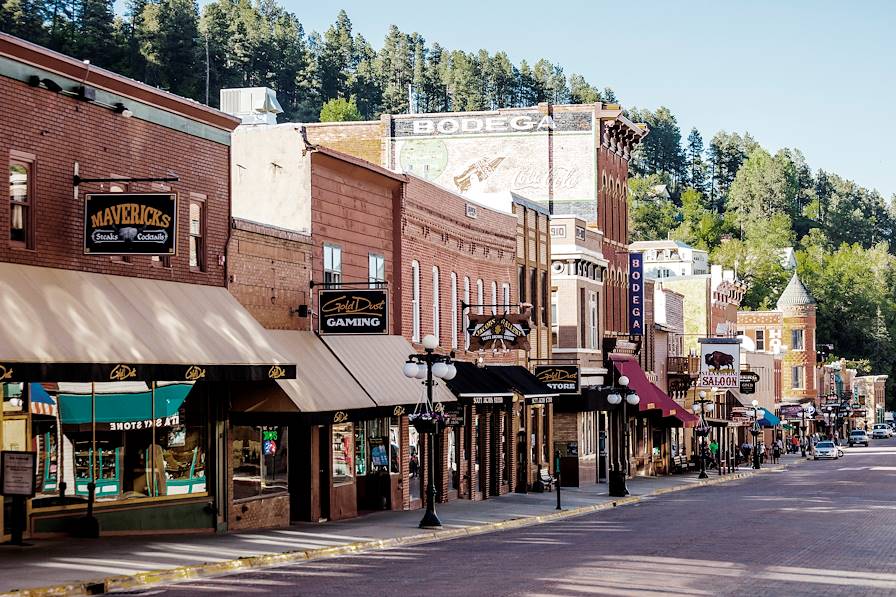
[698,339,741,388]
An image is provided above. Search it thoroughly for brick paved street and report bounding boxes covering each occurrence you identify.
[117,438,896,597]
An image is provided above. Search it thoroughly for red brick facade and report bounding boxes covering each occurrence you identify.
[227,219,313,330]
[0,73,233,285]
[599,137,632,337]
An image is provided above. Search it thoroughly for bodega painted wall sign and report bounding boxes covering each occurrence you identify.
[319,289,388,334]
[534,365,580,394]
[84,193,176,255]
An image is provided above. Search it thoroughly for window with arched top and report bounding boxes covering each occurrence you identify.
[432,266,440,341]
[451,273,458,349]
[476,279,484,315]
[411,260,420,342]
[491,281,498,315]
[463,277,471,348]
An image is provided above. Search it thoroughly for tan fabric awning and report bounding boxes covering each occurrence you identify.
[322,335,456,407]
[0,262,294,381]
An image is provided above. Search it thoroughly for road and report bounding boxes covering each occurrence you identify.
[121,438,896,597]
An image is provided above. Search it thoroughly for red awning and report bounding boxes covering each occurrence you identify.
[609,354,698,428]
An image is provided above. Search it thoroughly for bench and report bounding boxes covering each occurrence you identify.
[671,455,690,472]
[537,467,555,492]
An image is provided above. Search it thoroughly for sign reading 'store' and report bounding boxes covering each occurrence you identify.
[319,289,388,335]
[84,193,176,255]
[534,365,580,394]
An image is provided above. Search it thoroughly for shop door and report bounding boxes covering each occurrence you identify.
[318,426,330,521]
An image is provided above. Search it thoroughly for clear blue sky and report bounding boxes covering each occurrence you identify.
[272,0,894,199]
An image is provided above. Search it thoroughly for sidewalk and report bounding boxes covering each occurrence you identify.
[1,456,801,596]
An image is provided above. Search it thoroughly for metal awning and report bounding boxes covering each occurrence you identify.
[0,262,295,381]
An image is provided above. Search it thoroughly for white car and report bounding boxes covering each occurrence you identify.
[814,441,841,459]
[871,424,892,439]
[848,430,870,446]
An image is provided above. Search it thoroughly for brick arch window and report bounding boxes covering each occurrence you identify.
[411,260,420,342]
[450,272,458,349]
[432,266,440,341]
[476,279,484,315]
[491,281,497,315]
[464,276,471,348]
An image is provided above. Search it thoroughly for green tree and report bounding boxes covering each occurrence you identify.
[707,131,759,211]
[376,24,412,114]
[317,9,354,102]
[568,73,600,104]
[670,187,726,250]
[726,148,799,232]
[685,128,707,192]
[140,0,202,98]
[627,106,686,185]
[628,174,679,241]
[0,0,48,44]
[319,96,362,121]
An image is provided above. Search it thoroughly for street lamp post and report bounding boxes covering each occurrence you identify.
[800,403,812,458]
[402,334,457,529]
[606,375,640,497]
[751,399,765,470]
[691,390,715,479]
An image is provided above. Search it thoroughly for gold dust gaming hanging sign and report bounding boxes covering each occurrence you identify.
[534,365,580,394]
[466,309,531,352]
[84,193,177,255]
[319,289,388,334]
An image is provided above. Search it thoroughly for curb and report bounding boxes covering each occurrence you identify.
[8,465,789,596]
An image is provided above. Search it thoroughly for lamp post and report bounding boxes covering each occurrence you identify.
[800,403,812,458]
[691,390,715,479]
[402,334,457,529]
[606,375,640,497]
[750,399,765,470]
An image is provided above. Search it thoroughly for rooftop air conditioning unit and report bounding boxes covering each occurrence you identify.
[219,87,283,126]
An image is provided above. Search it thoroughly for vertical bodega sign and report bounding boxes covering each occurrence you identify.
[629,252,644,335]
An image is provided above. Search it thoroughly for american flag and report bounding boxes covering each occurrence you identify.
[30,383,57,416]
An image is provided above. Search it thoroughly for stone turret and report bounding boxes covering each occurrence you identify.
[778,273,817,401]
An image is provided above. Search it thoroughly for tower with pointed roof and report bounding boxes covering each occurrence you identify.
[777,273,817,402]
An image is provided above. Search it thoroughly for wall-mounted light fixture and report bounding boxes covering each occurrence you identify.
[113,102,133,118]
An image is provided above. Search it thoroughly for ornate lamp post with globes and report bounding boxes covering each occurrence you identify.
[606,375,640,497]
[750,399,765,470]
[402,334,457,529]
[691,390,715,479]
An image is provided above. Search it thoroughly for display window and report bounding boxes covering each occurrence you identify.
[28,382,208,507]
[232,425,288,500]
[332,423,354,485]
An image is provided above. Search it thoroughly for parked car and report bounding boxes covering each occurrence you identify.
[848,430,870,446]
[814,441,841,459]
[871,424,892,439]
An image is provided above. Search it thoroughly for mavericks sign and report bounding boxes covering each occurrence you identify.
[319,289,388,334]
[84,193,176,255]
[534,365,580,394]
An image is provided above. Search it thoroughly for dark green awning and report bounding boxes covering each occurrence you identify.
[58,383,191,424]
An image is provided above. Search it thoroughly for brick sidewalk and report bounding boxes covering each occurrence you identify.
[0,457,800,595]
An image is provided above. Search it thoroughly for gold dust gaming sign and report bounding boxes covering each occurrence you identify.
[534,365,580,394]
[84,193,176,255]
[319,289,388,334]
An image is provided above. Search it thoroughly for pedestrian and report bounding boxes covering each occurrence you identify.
[759,442,766,463]
[709,439,720,470]
[409,452,419,478]
[741,441,752,464]
[772,441,781,463]
[791,435,799,454]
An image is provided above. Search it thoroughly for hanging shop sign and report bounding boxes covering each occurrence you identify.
[467,309,531,352]
[629,252,644,335]
[698,339,741,388]
[84,193,177,255]
[318,289,388,334]
[1,451,37,497]
[739,371,760,394]
[534,365,580,394]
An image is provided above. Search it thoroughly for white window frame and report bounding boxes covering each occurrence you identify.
[464,277,471,349]
[411,260,420,342]
[432,266,440,341]
[477,279,484,315]
[589,291,598,349]
[792,366,803,389]
[368,253,385,288]
[451,272,458,349]
[791,329,805,351]
[324,244,342,286]
[502,283,510,312]
[491,281,498,315]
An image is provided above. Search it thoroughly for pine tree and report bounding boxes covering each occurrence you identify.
[140,0,202,98]
[686,128,706,192]
[376,24,411,114]
[350,33,380,118]
[317,9,354,102]
[73,0,120,69]
[0,0,48,45]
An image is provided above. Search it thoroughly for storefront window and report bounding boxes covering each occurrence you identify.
[232,424,288,500]
[448,427,458,491]
[332,423,354,485]
[354,424,367,476]
[27,382,209,506]
[389,421,400,474]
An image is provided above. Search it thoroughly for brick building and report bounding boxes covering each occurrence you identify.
[0,34,292,539]
[737,273,817,403]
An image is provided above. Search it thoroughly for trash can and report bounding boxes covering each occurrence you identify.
[608,470,628,497]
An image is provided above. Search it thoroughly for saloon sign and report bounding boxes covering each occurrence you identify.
[534,365,580,394]
[84,193,176,255]
[698,339,741,388]
[319,289,388,334]
[467,309,531,352]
